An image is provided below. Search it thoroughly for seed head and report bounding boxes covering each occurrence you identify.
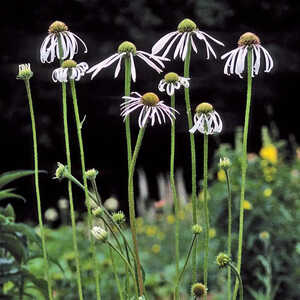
[195,102,214,114]
[17,64,33,80]
[219,157,231,171]
[177,18,197,33]
[61,59,77,68]
[141,92,160,106]
[191,282,207,297]
[164,72,179,83]
[48,21,68,34]
[238,32,260,47]
[216,252,230,268]
[118,41,136,55]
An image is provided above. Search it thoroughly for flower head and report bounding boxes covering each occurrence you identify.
[191,282,207,298]
[87,41,169,82]
[259,144,278,164]
[85,168,99,180]
[158,72,190,96]
[40,21,87,63]
[152,18,224,61]
[52,59,88,82]
[219,157,231,171]
[112,211,126,224]
[91,226,108,242]
[17,64,33,80]
[216,252,230,268]
[121,92,178,128]
[189,102,222,135]
[221,32,274,78]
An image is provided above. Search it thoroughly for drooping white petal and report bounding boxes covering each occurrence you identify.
[130,53,136,82]
[152,31,178,55]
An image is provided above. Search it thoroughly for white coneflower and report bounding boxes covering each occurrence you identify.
[189,102,222,135]
[52,59,88,82]
[40,21,87,63]
[158,72,190,96]
[221,32,274,78]
[87,41,169,82]
[121,92,178,128]
[152,18,224,61]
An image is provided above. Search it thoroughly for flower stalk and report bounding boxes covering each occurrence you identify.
[69,79,101,300]
[233,48,253,299]
[184,39,198,282]
[170,94,180,300]
[23,78,53,300]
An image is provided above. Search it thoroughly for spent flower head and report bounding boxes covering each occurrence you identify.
[40,21,87,63]
[152,18,224,61]
[87,41,169,82]
[221,32,274,78]
[189,102,222,135]
[85,168,99,181]
[121,92,178,128]
[52,59,88,82]
[17,64,33,80]
[112,211,126,224]
[158,72,190,96]
[191,282,207,298]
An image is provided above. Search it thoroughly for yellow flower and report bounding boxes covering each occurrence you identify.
[243,200,252,210]
[263,188,272,198]
[146,225,157,237]
[151,244,161,254]
[167,214,175,224]
[209,228,216,238]
[217,169,226,182]
[259,144,278,164]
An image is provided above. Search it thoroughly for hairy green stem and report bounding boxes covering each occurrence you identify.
[225,170,232,300]
[203,133,209,300]
[233,48,253,299]
[70,79,101,300]
[184,38,198,282]
[61,81,84,300]
[128,126,146,296]
[170,94,180,300]
[230,262,244,300]
[173,234,197,298]
[24,80,53,300]
[107,241,139,298]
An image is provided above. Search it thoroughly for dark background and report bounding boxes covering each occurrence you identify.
[1,0,299,222]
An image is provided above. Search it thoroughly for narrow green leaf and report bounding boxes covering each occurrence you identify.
[0,233,27,263]
[0,189,26,202]
[0,170,47,189]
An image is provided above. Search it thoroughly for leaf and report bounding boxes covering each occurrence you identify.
[0,170,47,189]
[0,223,42,247]
[0,258,17,274]
[21,268,49,299]
[0,233,27,263]
[0,189,26,203]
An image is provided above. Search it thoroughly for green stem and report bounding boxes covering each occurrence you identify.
[225,170,232,300]
[128,126,146,296]
[173,234,197,298]
[61,81,84,300]
[24,80,53,300]
[124,57,132,168]
[184,38,198,282]
[69,79,101,300]
[170,94,180,300]
[230,262,243,300]
[203,133,209,300]
[107,241,139,298]
[233,48,253,300]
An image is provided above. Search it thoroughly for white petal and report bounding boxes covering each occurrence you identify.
[152,31,178,55]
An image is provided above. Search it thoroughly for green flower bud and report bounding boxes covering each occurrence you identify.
[112,211,126,224]
[85,168,99,180]
[195,102,214,114]
[192,224,203,234]
[216,252,230,268]
[118,41,136,55]
[219,157,231,171]
[92,207,104,217]
[177,18,197,33]
[54,162,67,180]
[17,64,33,80]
